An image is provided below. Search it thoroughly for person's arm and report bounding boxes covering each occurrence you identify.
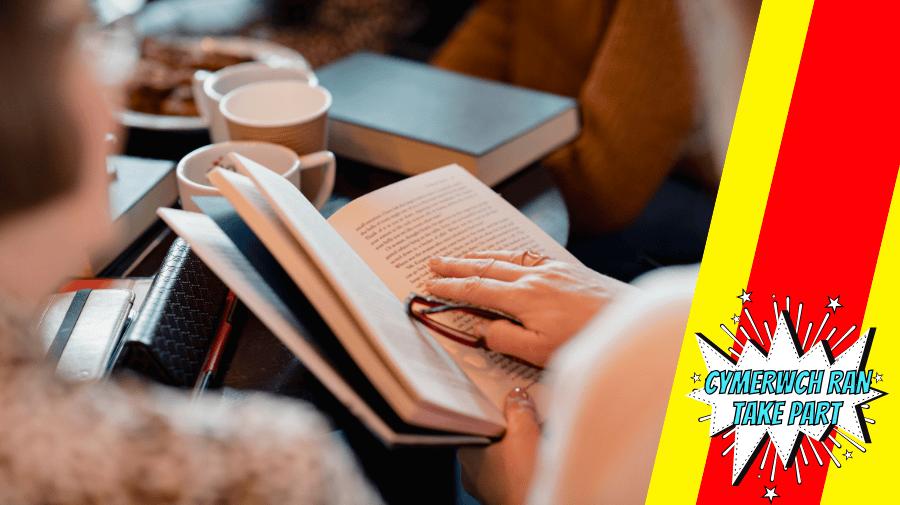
[430,0,514,82]
[543,0,698,240]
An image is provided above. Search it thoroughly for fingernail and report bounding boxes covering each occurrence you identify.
[428,257,441,266]
[508,387,529,402]
[504,387,537,420]
[473,322,488,338]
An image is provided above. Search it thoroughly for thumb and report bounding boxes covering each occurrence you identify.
[479,319,551,367]
[502,388,541,464]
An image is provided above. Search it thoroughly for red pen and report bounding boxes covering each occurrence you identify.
[192,290,238,399]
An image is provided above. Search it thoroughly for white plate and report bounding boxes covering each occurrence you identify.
[119,36,317,131]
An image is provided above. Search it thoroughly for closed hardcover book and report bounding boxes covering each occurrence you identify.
[89,156,178,273]
[317,52,580,186]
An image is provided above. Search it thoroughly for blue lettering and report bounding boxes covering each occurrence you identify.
[788,401,803,424]
[799,402,816,425]
[732,370,753,394]
[733,401,746,425]
[751,370,763,394]
[796,371,810,394]
[776,370,795,394]
[827,370,843,394]
[773,401,785,423]
[857,370,872,394]
[808,370,823,394]
[704,371,720,394]
[761,370,777,394]
[830,402,843,424]
[741,401,758,425]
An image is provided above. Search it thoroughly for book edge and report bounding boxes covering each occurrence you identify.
[327,106,579,186]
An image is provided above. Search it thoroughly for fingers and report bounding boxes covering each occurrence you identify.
[429,256,527,282]
[463,250,548,266]
[479,319,552,367]
[425,276,521,315]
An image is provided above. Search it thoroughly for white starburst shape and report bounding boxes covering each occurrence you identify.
[688,309,886,484]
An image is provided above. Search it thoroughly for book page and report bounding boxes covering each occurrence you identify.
[328,165,579,413]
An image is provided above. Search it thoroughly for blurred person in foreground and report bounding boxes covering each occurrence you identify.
[428,0,761,502]
[0,1,381,503]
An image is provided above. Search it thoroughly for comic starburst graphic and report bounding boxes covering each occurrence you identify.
[688,293,887,486]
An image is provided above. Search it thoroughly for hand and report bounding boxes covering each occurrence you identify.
[426,250,637,367]
[459,388,541,505]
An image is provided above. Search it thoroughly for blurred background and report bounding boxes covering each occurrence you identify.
[111,0,479,160]
[106,0,473,66]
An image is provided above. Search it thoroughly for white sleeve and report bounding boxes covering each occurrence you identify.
[527,265,699,504]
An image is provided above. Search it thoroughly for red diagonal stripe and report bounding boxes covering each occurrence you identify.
[695,1,900,503]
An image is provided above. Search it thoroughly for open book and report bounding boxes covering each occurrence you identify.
[158,160,579,446]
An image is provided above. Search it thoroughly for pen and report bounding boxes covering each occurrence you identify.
[192,290,238,400]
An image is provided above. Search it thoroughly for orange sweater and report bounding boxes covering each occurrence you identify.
[432,0,712,239]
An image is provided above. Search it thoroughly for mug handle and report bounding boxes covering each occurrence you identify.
[297,151,336,210]
[192,70,213,122]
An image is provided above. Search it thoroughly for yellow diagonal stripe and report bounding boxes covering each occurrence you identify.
[646,1,814,502]
[820,172,900,502]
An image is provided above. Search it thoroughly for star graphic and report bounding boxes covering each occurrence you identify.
[843,449,852,460]
[731,314,741,324]
[691,373,701,383]
[875,372,883,383]
[826,295,843,313]
[762,485,779,503]
[738,289,753,304]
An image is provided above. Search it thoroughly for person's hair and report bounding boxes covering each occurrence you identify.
[0,0,85,222]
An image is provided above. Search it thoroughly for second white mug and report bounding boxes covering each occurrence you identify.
[192,62,313,144]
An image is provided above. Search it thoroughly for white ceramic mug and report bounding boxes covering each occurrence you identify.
[192,62,312,144]
[176,141,335,212]
[219,80,334,205]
